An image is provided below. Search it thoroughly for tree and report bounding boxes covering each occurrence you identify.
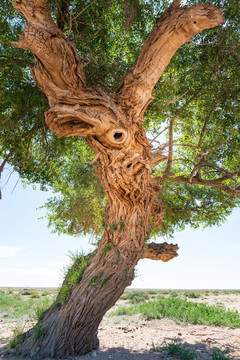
[1,0,239,357]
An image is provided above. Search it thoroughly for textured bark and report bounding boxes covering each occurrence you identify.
[117,0,225,118]
[17,129,160,357]
[144,242,179,262]
[11,0,225,357]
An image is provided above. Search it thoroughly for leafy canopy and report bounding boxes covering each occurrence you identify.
[0,0,239,238]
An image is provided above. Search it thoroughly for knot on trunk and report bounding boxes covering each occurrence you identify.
[144,242,179,262]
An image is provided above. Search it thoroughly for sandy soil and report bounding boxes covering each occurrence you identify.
[0,293,240,360]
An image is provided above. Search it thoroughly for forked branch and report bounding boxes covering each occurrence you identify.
[157,173,240,195]
[12,0,121,138]
[117,0,225,119]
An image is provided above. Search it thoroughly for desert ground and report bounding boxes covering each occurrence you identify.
[0,289,240,359]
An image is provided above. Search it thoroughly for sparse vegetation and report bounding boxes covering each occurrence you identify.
[0,288,239,358]
[0,290,54,319]
[120,290,149,304]
[33,325,45,340]
[152,341,230,360]
[30,292,41,299]
[34,306,47,322]
[212,348,230,360]
[7,326,24,349]
[152,340,196,360]
[110,295,240,328]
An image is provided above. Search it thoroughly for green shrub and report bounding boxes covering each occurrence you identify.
[147,290,158,295]
[108,305,136,316]
[110,296,240,328]
[31,292,41,299]
[170,291,179,298]
[152,340,196,360]
[187,292,200,299]
[34,306,47,322]
[21,290,32,296]
[212,348,230,360]
[33,325,45,340]
[121,290,149,301]
[0,292,52,318]
[130,296,147,304]
[8,326,24,349]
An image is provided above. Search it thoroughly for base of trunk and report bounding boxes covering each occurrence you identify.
[10,245,138,358]
[15,321,100,358]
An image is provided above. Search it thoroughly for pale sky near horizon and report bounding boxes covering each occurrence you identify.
[0,167,239,289]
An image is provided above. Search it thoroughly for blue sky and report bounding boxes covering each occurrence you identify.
[0,167,239,289]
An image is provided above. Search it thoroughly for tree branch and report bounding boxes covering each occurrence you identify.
[12,0,122,138]
[143,242,179,262]
[57,0,71,31]
[198,100,216,147]
[117,0,224,119]
[157,174,240,195]
[164,119,174,174]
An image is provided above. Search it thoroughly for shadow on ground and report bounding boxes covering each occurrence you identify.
[0,339,234,359]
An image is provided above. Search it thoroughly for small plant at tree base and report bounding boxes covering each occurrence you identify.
[212,348,230,360]
[152,340,196,360]
[33,325,45,340]
[34,306,47,322]
[8,326,24,349]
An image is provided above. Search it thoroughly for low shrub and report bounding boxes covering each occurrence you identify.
[110,296,240,328]
[121,290,149,302]
[152,340,196,360]
[8,326,24,349]
[212,348,230,360]
[187,292,200,299]
[21,290,32,296]
[0,292,52,318]
[31,292,41,299]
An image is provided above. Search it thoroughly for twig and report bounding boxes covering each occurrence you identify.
[198,100,216,147]
[164,119,174,174]
[163,90,188,105]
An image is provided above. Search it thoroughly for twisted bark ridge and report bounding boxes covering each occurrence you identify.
[11,0,225,357]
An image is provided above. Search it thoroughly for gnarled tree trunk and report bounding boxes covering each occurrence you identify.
[9,0,224,357]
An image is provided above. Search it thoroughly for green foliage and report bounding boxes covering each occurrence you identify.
[58,285,71,304]
[91,272,103,286]
[212,348,230,360]
[109,223,118,232]
[1,0,239,238]
[152,340,197,360]
[0,292,53,319]
[34,306,46,322]
[121,290,149,302]
[8,326,24,349]
[110,296,240,328]
[33,325,45,340]
[30,292,41,299]
[104,244,113,254]
[101,275,113,288]
[21,291,32,296]
[185,292,200,299]
[55,250,96,305]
